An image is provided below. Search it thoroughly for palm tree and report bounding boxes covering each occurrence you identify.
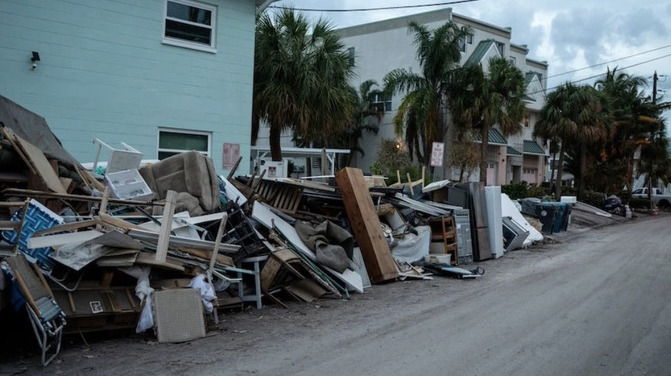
[252,9,355,161]
[449,57,526,184]
[383,21,471,167]
[535,83,605,200]
[594,67,659,193]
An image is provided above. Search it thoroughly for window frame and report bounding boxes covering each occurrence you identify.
[157,128,212,160]
[370,92,392,112]
[162,0,217,53]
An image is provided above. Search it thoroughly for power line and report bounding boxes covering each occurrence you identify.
[547,44,671,79]
[530,52,671,96]
[269,0,479,13]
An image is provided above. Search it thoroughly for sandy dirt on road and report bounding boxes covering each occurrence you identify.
[0,213,642,376]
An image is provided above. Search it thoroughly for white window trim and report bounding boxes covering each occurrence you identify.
[370,93,392,112]
[158,127,212,158]
[162,0,217,53]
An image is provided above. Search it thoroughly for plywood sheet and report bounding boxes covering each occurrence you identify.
[10,130,66,194]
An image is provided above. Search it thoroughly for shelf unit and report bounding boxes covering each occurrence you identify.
[427,216,458,265]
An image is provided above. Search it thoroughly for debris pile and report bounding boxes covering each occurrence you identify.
[0,96,569,366]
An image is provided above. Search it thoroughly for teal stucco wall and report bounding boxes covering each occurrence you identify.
[0,0,255,174]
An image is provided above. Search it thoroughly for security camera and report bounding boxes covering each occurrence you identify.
[31,63,37,70]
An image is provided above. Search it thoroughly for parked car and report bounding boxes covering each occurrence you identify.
[631,187,671,208]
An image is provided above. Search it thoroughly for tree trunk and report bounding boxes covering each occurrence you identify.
[269,124,283,161]
[578,142,586,199]
[479,123,489,184]
[550,149,557,196]
[554,142,565,200]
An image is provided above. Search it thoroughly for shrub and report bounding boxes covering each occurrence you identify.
[580,190,606,207]
[501,182,528,200]
[628,197,650,209]
[528,185,550,199]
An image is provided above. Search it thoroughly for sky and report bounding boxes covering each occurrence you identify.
[269,0,671,105]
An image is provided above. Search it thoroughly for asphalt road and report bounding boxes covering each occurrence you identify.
[214,215,671,376]
[4,215,670,376]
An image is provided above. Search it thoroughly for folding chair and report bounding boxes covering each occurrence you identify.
[4,254,66,366]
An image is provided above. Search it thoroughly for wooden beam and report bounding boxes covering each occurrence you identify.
[155,190,177,264]
[3,188,162,206]
[335,167,398,284]
[96,213,145,232]
[32,219,96,237]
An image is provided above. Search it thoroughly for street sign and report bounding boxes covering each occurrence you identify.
[430,142,444,167]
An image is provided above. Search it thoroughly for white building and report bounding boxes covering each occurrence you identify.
[255,7,549,184]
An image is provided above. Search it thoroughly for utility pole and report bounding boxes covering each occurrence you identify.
[653,71,658,105]
[649,71,658,213]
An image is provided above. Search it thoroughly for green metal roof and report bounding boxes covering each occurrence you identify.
[473,127,508,145]
[507,146,522,156]
[464,40,496,67]
[523,140,546,155]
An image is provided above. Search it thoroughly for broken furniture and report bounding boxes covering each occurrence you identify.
[255,179,304,214]
[427,216,458,265]
[104,169,153,201]
[3,254,66,366]
[52,282,141,334]
[91,138,143,175]
[0,200,30,256]
[217,200,266,261]
[139,151,220,216]
[1,198,64,273]
[236,255,268,309]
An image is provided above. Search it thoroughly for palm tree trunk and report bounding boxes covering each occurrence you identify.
[270,124,283,161]
[554,142,565,200]
[550,149,557,195]
[479,123,489,184]
[578,142,586,199]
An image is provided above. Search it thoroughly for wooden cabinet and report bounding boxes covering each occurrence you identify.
[427,216,458,265]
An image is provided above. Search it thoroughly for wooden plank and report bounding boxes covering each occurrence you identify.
[96,213,146,232]
[179,247,234,267]
[155,190,177,264]
[3,188,162,206]
[335,167,398,284]
[134,252,185,272]
[8,130,66,194]
[32,219,96,237]
[0,127,37,175]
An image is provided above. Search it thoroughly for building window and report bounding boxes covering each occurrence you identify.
[163,0,216,53]
[370,92,392,112]
[158,129,211,159]
[496,41,504,56]
[347,47,355,67]
[459,34,473,53]
[508,56,516,66]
